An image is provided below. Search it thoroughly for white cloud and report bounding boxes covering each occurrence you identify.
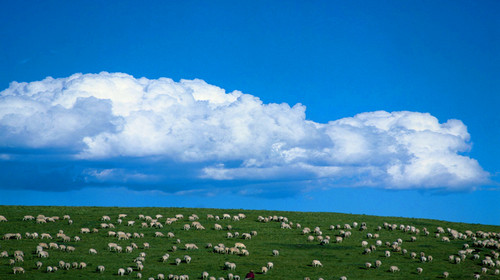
[0,72,490,191]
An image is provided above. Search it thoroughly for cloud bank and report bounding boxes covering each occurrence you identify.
[0,72,489,194]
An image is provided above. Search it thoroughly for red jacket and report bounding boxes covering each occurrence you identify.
[245,271,255,279]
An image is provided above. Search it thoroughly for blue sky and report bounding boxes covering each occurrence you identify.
[0,1,498,225]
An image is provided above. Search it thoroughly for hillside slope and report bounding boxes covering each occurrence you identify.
[0,205,499,279]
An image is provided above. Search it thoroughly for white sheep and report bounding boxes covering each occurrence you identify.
[267,262,274,269]
[312,260,323,267]
[118,268,126,276]
[389,266,399,272]
[340,276,347,280]
[89,248,97,254]
[97,265,105,273]
[158,273,165,280]
[202,271,209,279]
[261,266,268,274]
[443,272,449,278]
[13,267,25,274]
[184,255,191,263]
[375,260,382,268]
[417,267,423,274]
[175,258,182,265]
[273,249,279,256]
[365,262,372,269]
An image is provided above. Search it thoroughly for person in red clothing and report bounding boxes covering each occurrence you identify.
[245,270,255,279]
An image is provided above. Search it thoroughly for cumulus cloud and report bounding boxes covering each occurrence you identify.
[0,72,489,193]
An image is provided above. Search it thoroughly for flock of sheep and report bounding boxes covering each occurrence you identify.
[0,210,499,279]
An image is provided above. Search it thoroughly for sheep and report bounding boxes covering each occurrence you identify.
[261,266,268,274]
[79,262,87,269]
[312,260,323,267]
[273,249,280,256]
[0,215,7,222]
[175,258,182,265]
[162,254,170,262]
[361,240,368,247]
[389,266,399,272]
[118,268,126,276]
[474,274,481,280]
[336,236,343,243]
[13,266,25,274]
[267,262,274,269]
[184,255,191,263]
[97,265,105,273]
[36,261,43,269]
[375,260,382,268]
[481,267,488,274]
[340,276,347,280]
[225,262,236,270]
[385,250,391,257]
[365,262,372,269]
[41,233,52,239]
[137,272,142,278]
[89,248,97,255]
[202,271,209,279]
[38,251,49,258]
[416,267,423,274]
[47,266,53,273]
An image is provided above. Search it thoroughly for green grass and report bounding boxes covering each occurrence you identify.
[0,205,499,280]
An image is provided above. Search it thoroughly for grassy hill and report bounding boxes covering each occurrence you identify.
[0,205,499,279]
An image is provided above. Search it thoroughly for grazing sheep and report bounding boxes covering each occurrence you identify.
[158,273,165,280]
[175,258,182,265]
[474,274,481,280]
[162,254,170,262]
[97,265,105,273]
[202,271,209,279]
[47,266,53,273]
[79,262,87,269]
[312,260,323,267]
[89,248,97,255]
[261,266,268,274]
[267,262,274,269]
[225,262,236,270]
[13,267,25,274]
[389,266,399,272]
[443,272,449,278]
[184,255,191,264]
[340,276,347,280]
[481,267,488,274]
[137,272,142,278]
[375,260,382,268]
[365,262,372,269]
[336,236,343,243]
[118,268,126,276]
[416,267,423,274]
[273,249,279,256]
[385,251,391,257]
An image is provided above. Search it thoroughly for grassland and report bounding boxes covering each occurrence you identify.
[0,205,499,280]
